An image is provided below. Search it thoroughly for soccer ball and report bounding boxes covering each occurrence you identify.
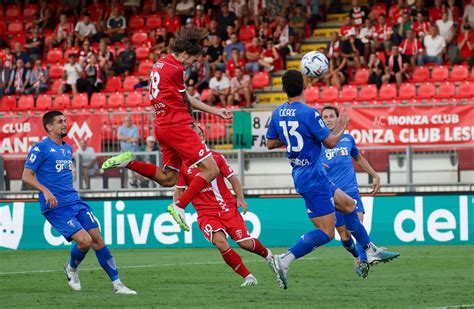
[301,51,329,78]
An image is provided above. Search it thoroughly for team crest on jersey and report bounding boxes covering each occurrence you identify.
[235,230,242,238]
[61,149,66,156]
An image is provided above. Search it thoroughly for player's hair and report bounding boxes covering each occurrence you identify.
[282,70,304,98]
[43,111,64,132]
[321,106,339,117]
[173,27,208,56]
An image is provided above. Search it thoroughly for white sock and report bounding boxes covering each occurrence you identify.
[265,248,273,259]
[67,264,77,272]
[112,279,122,288]
[281,251,296,266]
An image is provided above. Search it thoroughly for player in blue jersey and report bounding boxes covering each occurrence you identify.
[320,106,398,276]
[21,111,136,295]
[266,70,399,289]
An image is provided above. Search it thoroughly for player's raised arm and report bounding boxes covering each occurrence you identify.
[322,111,350,149]
[353,154,381,194]
[186,93,233,119]
[22,168,58,208]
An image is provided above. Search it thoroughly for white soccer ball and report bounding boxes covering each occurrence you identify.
[301,51,329,78]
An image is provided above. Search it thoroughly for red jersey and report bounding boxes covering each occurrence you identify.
[340,25,358,38]
[89,3,105,22]
[246,45,262,63]
[176,151,237,213]
[1,51,14,69]
[194,15,210,28]
[412,21,431,37]
[429,7,443,22]
[400,38,422,55]
[458,32,474,58]
[163,15,181,33]
[226,58,246,77]
[149,54,193,128]
[375,22,393,40]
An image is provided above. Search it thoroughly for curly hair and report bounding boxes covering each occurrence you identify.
[173,27,208,56]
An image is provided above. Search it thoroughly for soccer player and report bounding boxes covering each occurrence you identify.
[321,106,391,276]
[101,27,232,232]
[21,111,136,294]
[266,70,399,289]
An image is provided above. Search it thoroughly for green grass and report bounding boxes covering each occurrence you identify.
[0,246,473,308]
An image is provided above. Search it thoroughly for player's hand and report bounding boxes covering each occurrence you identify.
[44,190,58,208]
[339,109,350,128]
[371,176,381,194]
[237,198,248,214]
[216,108,233,120]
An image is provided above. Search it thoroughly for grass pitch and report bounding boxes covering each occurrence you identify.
[0,246,473,308]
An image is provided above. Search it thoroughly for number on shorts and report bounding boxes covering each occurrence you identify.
[204,224,213,236]
[149,71,161,100]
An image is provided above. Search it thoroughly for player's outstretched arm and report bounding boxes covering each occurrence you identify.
[228,175,248,214]
[322,111,350,149]
[186,92,233,119]
[21,168,58,207]
[353,154,381,194]
[267,139,285,150]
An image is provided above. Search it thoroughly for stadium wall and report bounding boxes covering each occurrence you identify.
[0,194,472,250]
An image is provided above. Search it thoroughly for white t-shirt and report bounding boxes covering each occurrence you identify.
[75,21,97,37]
[464,4,474,28]
[436,20,453,42]
[209,76,231,91]
[63,63,82,85]
[423,34,446,56]
[176,0,195,13]
[359,26,375,44]
[76,146,98,169]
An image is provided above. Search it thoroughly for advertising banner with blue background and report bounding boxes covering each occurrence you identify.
[0,195,472,250]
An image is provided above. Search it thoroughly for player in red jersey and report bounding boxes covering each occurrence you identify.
[102,28,232,232]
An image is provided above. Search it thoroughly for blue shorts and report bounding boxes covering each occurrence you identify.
[44,201,99,242]
[335,194,365,228]
[302,182,337,219]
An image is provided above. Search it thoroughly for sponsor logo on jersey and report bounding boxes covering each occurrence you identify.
[289,158,310,166]
[325,147,349,160]
[55,160,73,172]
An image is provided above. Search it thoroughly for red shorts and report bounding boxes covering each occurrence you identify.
[197,208,251,243]
[154,123,212,171]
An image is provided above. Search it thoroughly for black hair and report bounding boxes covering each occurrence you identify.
[43,111,64,132]
[173,27,208,56]
[282,70,304,98]
[321,106,339,117]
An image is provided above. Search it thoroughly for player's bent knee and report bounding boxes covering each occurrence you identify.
[237,239,253,251]
[326,229,335,240]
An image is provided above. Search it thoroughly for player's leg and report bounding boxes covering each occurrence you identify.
[335,212,359,259]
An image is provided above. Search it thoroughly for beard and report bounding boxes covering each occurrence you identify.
[60,132,68,138]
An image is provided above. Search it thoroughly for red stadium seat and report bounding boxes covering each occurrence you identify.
[6,5,21,18]
[455,81,473,99]
[123,75,140,91]
[64,47,79,59]
[129,15,145,30]
[304,86,320,104]
[411,66,430,82]
[46,48,64,63]
[371,3,386,19]
[137,60,154,76]
[48,79,64,94]
[9,33,25,48]
[435,82,456,99]
[71,93,88,108]
[320,86,339,102]
[448,65,469,82]
[125,91,143,106]
[379,83,397,100]
[251,72,270,89]
[54,94,71,108]
[200,88,211,102]
[108,92,125,107]
[0,95,17,111]
[146,15,163,30]
[417,83,436,99]
[23,5,38,18]
[339,85,358,102]
[131,31,148,46]
[206,123,227,141]
[350,68,369,85]
[36,94,53,110]
[398,83,416,100]
[90,92,107,108]
[104,76,122,92]
[429,66,449,82]
[49,64,64,79]
[239,25,256,42]
[17,95,35,110]
[135,46,150,61]
[7,20,23,33]
[358,84,377,101]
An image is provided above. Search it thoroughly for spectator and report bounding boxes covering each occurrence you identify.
[245,37,263,73]
[97,40,114,74]
[207,35,225,72]
[374,13,393,55]
[208,20,219,38]
[59,54,82,95]
[224,25,236,43]
[226,48,246,78]
[412,12,431,39]
[33,0,53,31]
[215,2,238,39]
[436,11,454,44]
[447,0,460,21]
[24,28,44,62]
[289,4,307,43]
[349,0,371,28]
[327,32,341,58]
[155,27,174,51]
[107,6,127,44]
[418,25,446,65]
[117,116,139,188]
[113,38,136,75]
[324,50,347,89]
[207,69,231,106]
[186,84,201,100]
[77,40,96,68]
[135,136,159,188]
[77,54,103,99]
[74,13,97,45]
[0,59,11,99]
[400,29,423,69]
[88,0,106,23]
[176,0,195,24]
[261,39,280,71]
[76,139,99,190]
[48,13,74,50]
[163,5,182,34]
[452,24,474,67]
[12,43,30,66]
[273,17,295,67]
[257,17,273,42]
[367,52,385,89]
[194,5,210,28]
[185,59,211,93]
[229,67,252,107]
[429,0,443,23]
[396,12,413,40]
[1,46,14,70]
[24,59,48,95]
[124,0,141,15]
[340,16,363,68]
[229,0,246,18]
[6,59,30,95]
[359,18,376,60]
[224,34,246,61]
[383,45,409,88]
[390,0,410,24]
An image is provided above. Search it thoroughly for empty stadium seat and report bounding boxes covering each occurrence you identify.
[23,5,38,18]
[104,76,122,92]
[251,72,270,89]
[371,3,386,19]
[358,84,377,101]
[435,82,456,99]
[131,31,148,46]
[0,95,16,111]
[54,94,71,108]
[429,66,449,82]
[71,93,88,108]
[123,76,140,91]
[206,123,227,141]
[9,33,25,48]
[64,47,79,59]
[46,48,63,63]
[7,20,23,34]
[90,92,107,108]
[135,46,150,61]
[411,66,430,82]
[320,86,339,102]
[108,92,125,107]
[448,65,469,82]
[398,83,416,100]
[239,25,256,42]
[339,85,358,102]
[137,60,154,76]
[36,94,53,110]
[48,79,64,94]
[129,15,145,30]
[200,88,211,102]
[125,91,143,106]
[417,83,436,99]
[350,68,369,85]
[379,84,397,100]
[6,5,21,18]
[49,64,64,79]
[17,95,35,110]
[146,15,163,30]
[304,86,320,104]
[455,81,473,99]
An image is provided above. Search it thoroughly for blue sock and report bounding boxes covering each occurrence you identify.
[356,241,367,261]
[289,229,331,259]
[69,244,87,269]
[341,238,359,258]
[95,246,120,281]
[343,210,371,248]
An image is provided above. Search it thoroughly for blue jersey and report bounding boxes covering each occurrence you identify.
[24,138,80,213]
[266,102,331,193]
[320,133,360,196]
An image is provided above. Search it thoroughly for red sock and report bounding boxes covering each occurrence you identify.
[127,160,157,180]
[221,248,250,278]
[175,175,208,209]
[249,238,269,258]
